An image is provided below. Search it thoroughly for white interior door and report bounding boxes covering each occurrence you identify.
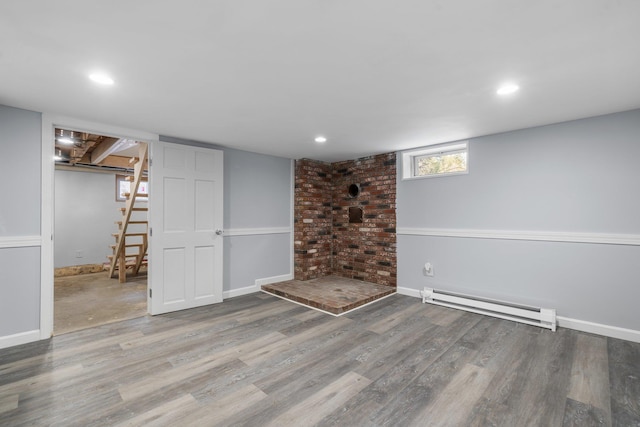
[149,141,223,315]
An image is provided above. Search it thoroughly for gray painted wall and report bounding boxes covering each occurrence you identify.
[224,233,291,290]
[0,105,42,336]
[0,247,41,336]
[397,109,640,331]
[160,136,293,292]
[0,105,41,236]
[54,169,147,267]
[224,148,292,229]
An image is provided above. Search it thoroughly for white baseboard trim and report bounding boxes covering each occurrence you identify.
[223,285,260,299]
[255,273,293,287]
[223,273,293,299]
[557,316,640,343]
[396,286,422,299]
[397,286,640,343]
[0,329,41,350]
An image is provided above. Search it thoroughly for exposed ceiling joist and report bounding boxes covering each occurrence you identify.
[80,154,144,170]
[90,138,139,164]
[68,132,97,164]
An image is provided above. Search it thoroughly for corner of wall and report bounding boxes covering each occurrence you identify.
[0,329,42,350]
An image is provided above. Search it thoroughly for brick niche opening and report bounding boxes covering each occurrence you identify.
[294,153,396,287]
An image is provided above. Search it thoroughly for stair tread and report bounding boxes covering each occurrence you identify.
[107,255,147,264]
[109,253,144,257]
[107,261,148,269]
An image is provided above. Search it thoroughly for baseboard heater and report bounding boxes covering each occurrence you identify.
[420,287,556,331]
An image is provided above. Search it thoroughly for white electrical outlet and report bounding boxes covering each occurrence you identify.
[424,262,434,277]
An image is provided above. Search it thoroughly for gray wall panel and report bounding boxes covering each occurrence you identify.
[0,105,41,236]
[397,109,640,330]
[224,234,291,291]
[0,243,41,336]
[398,235,640,330]
[398,109,640,233]
[0,105,42,339]
[224,149,292,229]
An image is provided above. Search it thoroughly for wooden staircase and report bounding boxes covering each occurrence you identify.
[108,142,149,283]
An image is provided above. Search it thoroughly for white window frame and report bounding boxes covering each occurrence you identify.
[116,174,149,202]
[401,141,469,180]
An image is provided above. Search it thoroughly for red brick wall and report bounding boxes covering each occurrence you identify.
[294,153,397,287]
[294,159,333,280]
[331,153,397,287]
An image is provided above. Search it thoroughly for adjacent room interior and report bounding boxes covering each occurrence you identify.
[53,128,149,334]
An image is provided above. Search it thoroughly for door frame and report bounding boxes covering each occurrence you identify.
[40,114,159,339]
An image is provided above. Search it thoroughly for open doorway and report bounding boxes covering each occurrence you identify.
[53,128,148,335]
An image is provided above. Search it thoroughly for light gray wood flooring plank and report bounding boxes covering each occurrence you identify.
[119,299,288,350]
[364,315,510,426]
[113,394,199,427]
[567,333,611,423]
[563,397,610,427]
[239,316,352,365]
[608,338,640,426]
[0,394,19,415]
[469,327,576,427]
[205,319,377,422]
[1,293,638,427]
[0,330,144,383]
[118,331,282,401]
[181,384,268,427]
[412,363,493,427]
[319,309,484,426]
[266,371,371,427]
[423,303,466,326]
[366,300,425,334]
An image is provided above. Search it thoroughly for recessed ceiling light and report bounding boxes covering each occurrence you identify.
[89,73,114,85]
[497,83,519,96]
[57,137,74,145]
[314,136,327,143]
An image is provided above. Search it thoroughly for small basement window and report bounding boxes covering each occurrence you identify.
[116,174,149,202]
[402,141,468,179]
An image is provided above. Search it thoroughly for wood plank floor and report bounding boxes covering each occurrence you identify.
[1,293,639,426]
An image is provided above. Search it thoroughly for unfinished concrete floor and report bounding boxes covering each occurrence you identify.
[54,271,147,335]
[261,275,395,315]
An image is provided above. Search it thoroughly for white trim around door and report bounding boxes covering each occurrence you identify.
[40,113,159,340]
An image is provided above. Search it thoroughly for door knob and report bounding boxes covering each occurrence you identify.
[215,229,223,236]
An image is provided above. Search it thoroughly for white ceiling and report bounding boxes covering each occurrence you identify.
[2,1,639,162]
